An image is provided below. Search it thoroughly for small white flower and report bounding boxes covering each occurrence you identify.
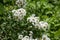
[39,21,48,30]
[16,0,26,7]
[17,8,26,16]
[22,36,29,40]
[34,21,49,30]
[34,22,40,29]
[18,34,23,39]
[31,14,35,17]
[14,11,20,16]
[12,10,16,13]
[24,36,29,39]
[27,14,39,25]
[34,38,38,40]
[12,9,20,17]
[42,34,50,40]
[29,33,33,39]
[29,31,33,34]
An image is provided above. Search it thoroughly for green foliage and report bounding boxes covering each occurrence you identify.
[0,0,60,40]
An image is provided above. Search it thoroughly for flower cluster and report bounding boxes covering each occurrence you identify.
[12,8,26,20]
[16,0,26,7]
[18,32,50,40]
[27,14,50,40]
[18,31,38,40]
[12,0,51,40]
[18,35,38,40]
[27,14,49,31]
[27,14,39,26]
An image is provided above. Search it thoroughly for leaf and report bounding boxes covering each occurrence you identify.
[0,3,5,16]
[54,29,60,37]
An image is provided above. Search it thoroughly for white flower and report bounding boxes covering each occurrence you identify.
[34,22,41,29]
[31,14,35,17]
[27,14,39,25]
[12,9,20,16]
[29,31,33,34]
[17,8,26,16]
[12,8,26,20]
[27,14,40,29]
[14,11,20,16]
[39,21,48,30]
[34,38,38,40]
[42,34,50,40]
[12,10,16,13]
[29,34,33,40]
[24,36,29,39]
[16,0,26,7]
[18,34,23,39]
[22,36,29,40]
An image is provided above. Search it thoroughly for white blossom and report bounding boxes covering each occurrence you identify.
[39,21,49,30]
[34,22,41,29]
[18,35,38,40]
[18,34,23,39]
[29,33,33,40]
[42,34,50,40]
[16,0,26,7]
[29,31,33,34]
[17,8,26,16]
[29,31,33,40]
[31,21,49,30]
[12,9,16,13]
[12,8,26,20]
[34,38,38,40]
[27,14,39,25]
[22,36,29,40]
[31,14,35,17]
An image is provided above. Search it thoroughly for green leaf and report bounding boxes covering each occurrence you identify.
[54,29,60,37]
